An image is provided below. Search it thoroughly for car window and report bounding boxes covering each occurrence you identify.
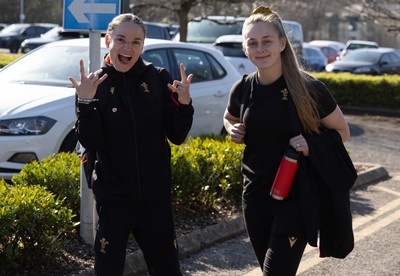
[142,49,171,72]
[388,53,400,63]
[176,49,226,83]
[144,48,226,83]
[214,42,246,57]
[146,24,170,39]
[24,26,37,36]
[174,49,212,82]
[345,51,380,63]
[380,53,391,64]
[304,47,319,58]
[348,43,378,50]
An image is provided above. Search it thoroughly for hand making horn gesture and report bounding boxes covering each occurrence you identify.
[167,63,193,105]
[68,59,108,99]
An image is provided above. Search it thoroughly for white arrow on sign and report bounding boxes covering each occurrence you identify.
[68,0,117,24]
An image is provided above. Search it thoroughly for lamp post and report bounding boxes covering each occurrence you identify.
[19,0,25,23]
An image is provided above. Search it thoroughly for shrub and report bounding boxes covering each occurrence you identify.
[11,152,81,219]
[170,135,244,213]
[312,72,400,110]
[0,179,75,271]
[0,53,23,68]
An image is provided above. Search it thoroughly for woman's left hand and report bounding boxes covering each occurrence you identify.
[289,134,309,157]
[167,63,193,105]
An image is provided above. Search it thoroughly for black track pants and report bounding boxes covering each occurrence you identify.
[243,199,307,276]
[94,202,182,276]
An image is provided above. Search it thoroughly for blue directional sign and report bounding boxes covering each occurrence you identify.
[63,0,121,31]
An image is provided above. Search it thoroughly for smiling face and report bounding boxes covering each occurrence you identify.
[105,21,145,72]
[243,21,286,73]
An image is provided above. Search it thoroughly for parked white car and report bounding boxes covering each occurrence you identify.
[213,34,256,75]
[0,38,241,180]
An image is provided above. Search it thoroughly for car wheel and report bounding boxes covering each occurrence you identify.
[9,41,20,53]
[59,131,78,153]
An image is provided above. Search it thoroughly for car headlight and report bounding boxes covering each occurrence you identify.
[0,116,56,135]
[353,67,373,74]
[325,64,333,72]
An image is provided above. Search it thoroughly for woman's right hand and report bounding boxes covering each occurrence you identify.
[68,59,108,99]
[230,123,246,144]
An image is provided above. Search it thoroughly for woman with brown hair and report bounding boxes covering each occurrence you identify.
[223,5,355,275]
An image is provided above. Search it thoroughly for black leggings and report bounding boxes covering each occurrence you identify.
[243,199,307,276]
[94,202,182,276]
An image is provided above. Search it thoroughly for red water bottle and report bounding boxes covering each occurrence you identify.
[270,146,301,200]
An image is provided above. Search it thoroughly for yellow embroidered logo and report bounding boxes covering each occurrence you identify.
[141,82,150,93]
[289,236,297,248]
[110,87,115,94]
[100,238,109,253]
[173,239,177,250]
[281,88,289,100]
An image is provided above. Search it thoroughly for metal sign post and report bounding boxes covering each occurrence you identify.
[63,0,120,245]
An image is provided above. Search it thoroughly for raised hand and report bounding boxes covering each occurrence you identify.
[68,59,108,99]
[167,63,193,105]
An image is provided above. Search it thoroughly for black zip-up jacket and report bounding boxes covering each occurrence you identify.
[75,57,194,206]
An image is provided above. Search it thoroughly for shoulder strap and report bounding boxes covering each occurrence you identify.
[240,72,256,123]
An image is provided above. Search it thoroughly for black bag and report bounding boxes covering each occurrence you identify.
[81,149,96,189]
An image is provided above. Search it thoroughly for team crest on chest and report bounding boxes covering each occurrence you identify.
[280,88,289,100]
[110,87,115,94]
[141,82,150,93]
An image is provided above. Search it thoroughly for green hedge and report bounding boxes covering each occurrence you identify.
[0,53,23,68]
[313,72,400,110]
[0,180,75,271]
[12,152,81,219]
[171,135,244,211]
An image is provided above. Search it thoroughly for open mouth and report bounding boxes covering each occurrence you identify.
[118,53,132,64]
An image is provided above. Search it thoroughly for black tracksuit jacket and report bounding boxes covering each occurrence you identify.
[75,57,194,206]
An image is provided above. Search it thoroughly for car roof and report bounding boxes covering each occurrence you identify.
[351,47,397,53]
[191,16,247,23]
[214,34,243,44]
[345,40,379,46]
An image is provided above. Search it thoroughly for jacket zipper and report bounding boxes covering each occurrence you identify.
[123,74,142,201]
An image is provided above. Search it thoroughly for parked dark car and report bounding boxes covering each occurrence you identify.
[144,21,172,40]
[302,44,327,72]
[0,23,58,53]
[326,48,400,75]
[20,26,89,53]
[310,44,340,63]
[0,23,8,31]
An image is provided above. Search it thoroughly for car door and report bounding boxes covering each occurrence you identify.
[379,53,400,75]
[142,47,232,136]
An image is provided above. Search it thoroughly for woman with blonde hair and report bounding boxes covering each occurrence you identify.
[224,5,356,275]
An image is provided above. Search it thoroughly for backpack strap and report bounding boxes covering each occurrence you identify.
[240,72,257,123]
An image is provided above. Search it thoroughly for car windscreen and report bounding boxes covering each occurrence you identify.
[347,44,378,50]
[344,51,380,63]
[0,44,107,86]
[214,42,246,57]
[186,19,243,43]
[0,24,26,35]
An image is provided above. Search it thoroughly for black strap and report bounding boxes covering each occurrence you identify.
[239,72,256,123]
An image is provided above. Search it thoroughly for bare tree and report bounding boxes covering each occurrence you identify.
[132,0,242,41]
